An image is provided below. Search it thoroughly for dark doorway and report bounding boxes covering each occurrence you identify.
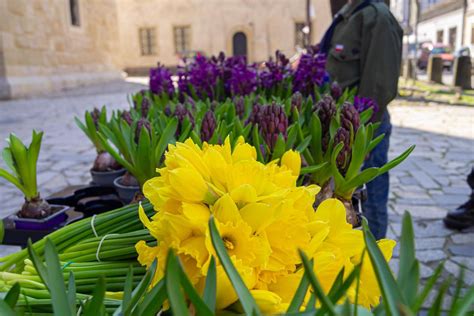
[232,32,247,57]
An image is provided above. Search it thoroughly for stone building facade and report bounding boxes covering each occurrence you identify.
[0,0,123,99]
[0,0,332,99]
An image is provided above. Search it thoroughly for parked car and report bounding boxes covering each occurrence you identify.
[431,44,454,70]
[417,44,454,70]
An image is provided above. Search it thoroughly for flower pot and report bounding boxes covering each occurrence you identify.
[113,176,140,204]
[13,205,69,230]
[90,168,125,187]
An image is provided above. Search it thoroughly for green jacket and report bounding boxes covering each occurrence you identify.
[325,0,403,120]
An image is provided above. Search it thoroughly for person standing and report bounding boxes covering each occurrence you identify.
[444,168,474,229]
[321,0,403,239]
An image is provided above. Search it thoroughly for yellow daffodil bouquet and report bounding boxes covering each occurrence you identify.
[135,137,395,313]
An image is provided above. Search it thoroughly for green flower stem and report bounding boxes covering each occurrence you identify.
[0,202,154,271]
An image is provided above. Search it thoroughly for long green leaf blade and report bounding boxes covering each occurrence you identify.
[203,256,217,312]
[209,216,261,315]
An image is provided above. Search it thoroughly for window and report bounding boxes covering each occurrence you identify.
[436,30,444,44]
[139,28,157,56]
[69,0,80,27]
[173,26,191,53]
[448,27,457,48]
[295,22,306,48]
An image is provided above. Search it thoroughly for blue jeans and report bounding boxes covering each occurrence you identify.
[362,111,392,239]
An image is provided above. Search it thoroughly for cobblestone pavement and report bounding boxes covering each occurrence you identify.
[0,81,473,304]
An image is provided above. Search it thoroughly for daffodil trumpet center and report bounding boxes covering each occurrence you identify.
[222,236,235,250]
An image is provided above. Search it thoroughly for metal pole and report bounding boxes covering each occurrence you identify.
[306,0,312,47]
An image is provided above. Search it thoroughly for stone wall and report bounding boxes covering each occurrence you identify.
[116,0,332,71]
[0,0,332,98]
[0,0,122,99]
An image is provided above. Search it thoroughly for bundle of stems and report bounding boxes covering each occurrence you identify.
[0,202,154,272]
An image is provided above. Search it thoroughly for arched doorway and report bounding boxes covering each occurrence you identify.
[232,32,247,58]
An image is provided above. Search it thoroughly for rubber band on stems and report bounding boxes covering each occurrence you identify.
[96,234,119,262]
[90,214,99,238]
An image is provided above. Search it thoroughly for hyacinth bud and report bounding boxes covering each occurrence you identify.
[233,95,245,119]
[187,96,196,110]
[340,102,360,132]
[164,105,172,116]
[140,98,150,118]
[291,92,303,111]
[245,103,263,126]
[135,118,151,142]
[91,108,101,129]
[200,111,217,142]
[121,111,133,125]
[174,103,195,136]
[313,95,336,132]
[330,81,342,100]
[334,127,351,172]
[259,104,288,150]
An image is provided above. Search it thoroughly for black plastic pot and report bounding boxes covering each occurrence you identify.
[113,176,140,204]
[90,168,125,187]
[13,205,69,230]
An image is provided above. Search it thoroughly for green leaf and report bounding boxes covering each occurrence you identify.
[67,272,77,315]
[0,169,24,195]
[359,108,374,125]
[165,250,189,316]
[338,167,379,197]
[83,277,106,316]
[330,142,345,190]
[328,265,361,305]
[209,216,261,316]
[427,278,450,316]
[203,256,217,312]
[27,239,49,288]
[299,250,336,315]
[136,279,166,316]
[1,148,16,176]
[295,135,312,153]
[300,162,328,175]
[413,262,444,312]
[0,220,4,244]
[345,125,367,181]
[44,239,73,315]
[397,212,419,307]
[122,266,134,313]
[286,125,298,150]
[449,267,465,314]
[252,126,264,163]
[0,299,16,316]
[378,145,416,175]
[97,133,134,176]
[306,292,316,311]
[309,114,323,162]
[450,284,474,316]
[4,282,20,309]
[178,261,213,315]
[366,134,385,154]
[271,135,286,160]
[9,133,35,199]
[362,221,406,315]
[136,128,152,187]
[287,273,310,313]
[123,260,157,316]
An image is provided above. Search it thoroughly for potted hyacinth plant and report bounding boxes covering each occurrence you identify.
[0,131,68,229]
[97,111,178,203]
[75,107,124,187]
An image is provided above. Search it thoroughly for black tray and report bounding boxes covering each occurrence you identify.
[2,185,124,247]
